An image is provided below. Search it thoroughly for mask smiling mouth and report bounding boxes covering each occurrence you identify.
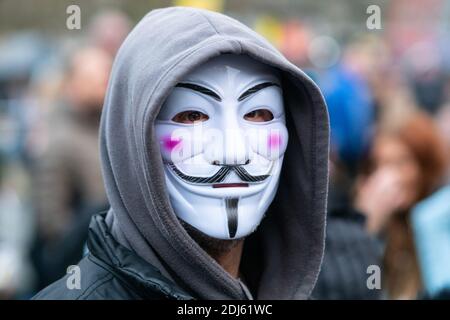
[167,162,273,186]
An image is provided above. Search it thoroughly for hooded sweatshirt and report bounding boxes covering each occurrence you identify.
[101,6,329,300]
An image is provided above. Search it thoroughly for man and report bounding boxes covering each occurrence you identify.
[33,7,329,300]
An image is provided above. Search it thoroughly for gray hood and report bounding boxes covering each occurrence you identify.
[100,7,329,300]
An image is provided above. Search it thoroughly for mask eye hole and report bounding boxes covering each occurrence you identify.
[244,109,274,122]
[172,110,209,124]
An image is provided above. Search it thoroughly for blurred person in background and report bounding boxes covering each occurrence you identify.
[434,78,450,181]
[404,42,448,115]
[412,87,450,299]
[412,183,450,299]
[355,113,448,299]
[311,58,383,300]
[341,35,419,131]
[30,47,112,291]
[87,10,132,58]
[0,156,34,299]
[0,33,52,299]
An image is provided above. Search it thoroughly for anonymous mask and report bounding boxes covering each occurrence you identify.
[155,55,288,239]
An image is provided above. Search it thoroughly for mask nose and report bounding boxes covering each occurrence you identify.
[203,114,250,166]
[222,127,249,165]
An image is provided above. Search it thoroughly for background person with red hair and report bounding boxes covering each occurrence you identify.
[355,112,449,299]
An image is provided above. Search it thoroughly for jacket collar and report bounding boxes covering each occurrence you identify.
[87,213,194,300]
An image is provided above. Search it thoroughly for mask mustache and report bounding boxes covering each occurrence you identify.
[168,163,270,184]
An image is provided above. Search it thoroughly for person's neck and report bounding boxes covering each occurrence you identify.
[212,240,244,279]
[178,219,245,278]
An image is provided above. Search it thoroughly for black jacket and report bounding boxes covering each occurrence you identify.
[311,206,384,300]
[32,213,193,300]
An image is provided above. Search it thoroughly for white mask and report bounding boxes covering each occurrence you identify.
[155,55,288,239]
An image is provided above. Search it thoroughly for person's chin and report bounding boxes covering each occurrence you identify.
[178,219,243,259]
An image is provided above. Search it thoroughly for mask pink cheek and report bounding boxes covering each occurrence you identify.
[161,135,182,152]
[267,133,282,150]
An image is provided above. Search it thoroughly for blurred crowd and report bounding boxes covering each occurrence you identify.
[1,1,450,300]
[0,10,130,298]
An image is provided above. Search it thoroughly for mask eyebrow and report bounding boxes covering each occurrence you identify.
[238,82,280,102]
[175,82,221,101]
